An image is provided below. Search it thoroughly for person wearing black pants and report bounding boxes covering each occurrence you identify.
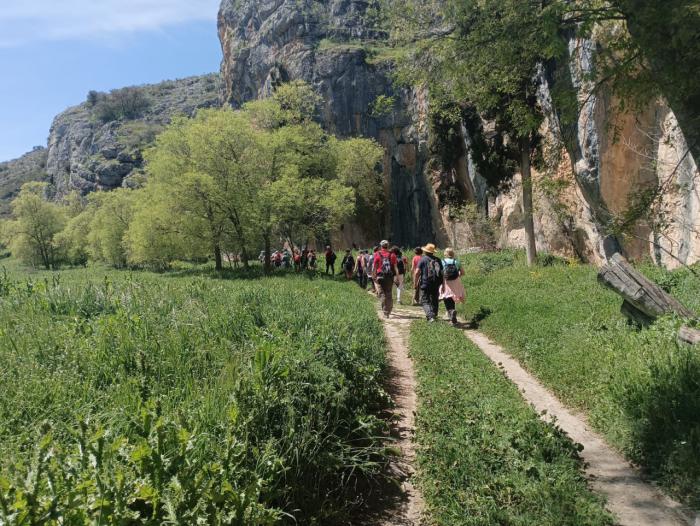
[417,243,443,322]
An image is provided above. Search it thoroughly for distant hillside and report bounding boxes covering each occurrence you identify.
[46,74,221,196]
[0,147,49,217]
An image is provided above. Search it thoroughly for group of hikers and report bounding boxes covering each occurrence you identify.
[263,240,465,324]
[325,240,466,325]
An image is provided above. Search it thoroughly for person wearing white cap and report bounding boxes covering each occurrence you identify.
[372,240,399,317]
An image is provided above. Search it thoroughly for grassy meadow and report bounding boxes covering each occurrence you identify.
[0,260,389,524]
[458,250,700,508]
[410,321,614,525]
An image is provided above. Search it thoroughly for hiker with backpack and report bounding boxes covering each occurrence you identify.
[341,249,355,279]
[372,240,399,318]
[440,247,465,326]
[417,243,443,322]
[392,246,408,305]
[324,246,337,275]
[355,250,369,288]
[411,247,423,305]
[369,246,380,295]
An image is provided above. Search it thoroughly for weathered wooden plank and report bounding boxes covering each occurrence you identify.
[598,253,695,320]
[678,325,700,346]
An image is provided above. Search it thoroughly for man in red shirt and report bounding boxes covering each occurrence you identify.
[372,240,399,318]
[411,247,423,305]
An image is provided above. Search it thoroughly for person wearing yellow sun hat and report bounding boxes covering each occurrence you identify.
[416,243,443,321]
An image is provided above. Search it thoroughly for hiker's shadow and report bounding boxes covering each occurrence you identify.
[464,306,492,329]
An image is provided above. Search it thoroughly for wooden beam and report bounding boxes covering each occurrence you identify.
[598,253,695,320]
[678,325,700,346]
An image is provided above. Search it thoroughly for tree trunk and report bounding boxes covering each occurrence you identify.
[520,136,537,267]
[214,244,223,271]
[240,248,249,269]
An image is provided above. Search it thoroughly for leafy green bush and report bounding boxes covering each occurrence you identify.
[92,87,151,123]
[410,322,613,525]
[0,268,388,523]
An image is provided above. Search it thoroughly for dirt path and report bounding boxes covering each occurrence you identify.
[359,306,426,526]
[465,330,696,526]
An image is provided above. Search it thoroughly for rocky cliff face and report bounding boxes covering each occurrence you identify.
[46,75,221,197]
[0,147,49,217]
[218,0,442,246]
[217,0,699,266]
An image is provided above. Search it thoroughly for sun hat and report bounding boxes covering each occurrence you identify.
[422,243,437,254]
[380,240,389,248]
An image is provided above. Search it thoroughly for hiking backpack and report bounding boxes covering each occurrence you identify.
[364,254,374,276]
[444,260,459,281]
[378,253,393,279]
[425,257,443,286]
[397,257,406,275]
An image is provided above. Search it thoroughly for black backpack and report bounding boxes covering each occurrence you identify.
[378,253,393,279]
[444,261,459,281]
[425,257,443,286]
[344,256,354,271]
[397,257,406,275]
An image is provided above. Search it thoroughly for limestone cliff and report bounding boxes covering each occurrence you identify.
[46,74,221,196]
[218,0,442,247]
[216,0,699,266]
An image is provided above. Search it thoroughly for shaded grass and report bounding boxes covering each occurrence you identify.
[409,321,614,525]
[459,250,700,508]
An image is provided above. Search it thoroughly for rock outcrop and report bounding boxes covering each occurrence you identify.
[216,0,700,266]
[0,147,49,217]
[46,74,221,196]
[218,0,442,247]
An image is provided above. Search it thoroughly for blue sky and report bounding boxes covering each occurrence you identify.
[0,0,223,162]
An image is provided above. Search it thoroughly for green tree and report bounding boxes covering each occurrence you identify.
[387,0,563,265]
[2,182,66,269]
[86,189,137,267]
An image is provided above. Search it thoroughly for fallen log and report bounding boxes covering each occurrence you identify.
[678,325,700,346]
[598,253,695,320]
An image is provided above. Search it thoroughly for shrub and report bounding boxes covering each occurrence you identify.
[93,87,151,123]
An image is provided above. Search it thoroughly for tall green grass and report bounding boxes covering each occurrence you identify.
[459,250,700,508]
[410,321,613,525]
[0,264,388,524]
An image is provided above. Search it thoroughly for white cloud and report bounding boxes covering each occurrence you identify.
[0,0,221,47]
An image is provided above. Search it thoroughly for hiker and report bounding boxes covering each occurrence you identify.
[373,240,399,318]
[440,247,465,325]
[355,250,369,289]
[363,249,374,291]
[417,243,443,322]
[341,249,355,279]
[393,246,408,304]
[282,249,292,269]
[301,248,308,270]
[369,246,380,295]
[308,250,317,270]
[325,246,337,275]
[411,247,423,305]
[293,249,302,272]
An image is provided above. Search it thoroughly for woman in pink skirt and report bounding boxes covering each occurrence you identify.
[439,247,465,325]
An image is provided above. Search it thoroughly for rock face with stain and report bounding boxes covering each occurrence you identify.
[218,0,699,265]
[218,0,443,247]
[45,75,221,197]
